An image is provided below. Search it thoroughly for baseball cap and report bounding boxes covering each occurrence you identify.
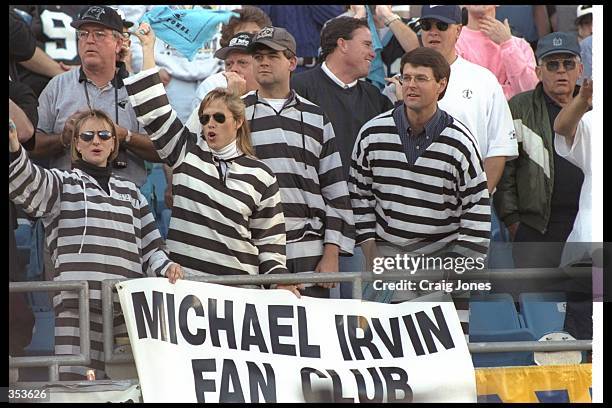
[420,5,462,24]
[71,6,123,32]
[575,5,593,24]
[214,32,253,60]
[535,32,581,60]
[248,26,297,55]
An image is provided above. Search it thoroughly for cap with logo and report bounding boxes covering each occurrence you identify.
[248,26,297,55]
[420,5,462,24]
[535,32,581,60]
[575,5,593,24]
[71,5,123,32]
[214,32,254,60]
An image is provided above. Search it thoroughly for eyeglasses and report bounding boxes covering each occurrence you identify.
[543,59,577,72]
[76,29,110,42]
[420,20,449,32]
[79,130,113,142]
[400,74,434,85]
[199,113,229,126]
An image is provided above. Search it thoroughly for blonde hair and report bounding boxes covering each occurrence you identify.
[70,110,119,164]
[198,88,256,157]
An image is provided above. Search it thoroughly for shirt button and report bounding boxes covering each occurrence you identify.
[426,136,429,139]
[416,145,420,149]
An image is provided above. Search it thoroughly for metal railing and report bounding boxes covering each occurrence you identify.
[10,267,593,380]
[102,267,593,364]
[9,280,90,381]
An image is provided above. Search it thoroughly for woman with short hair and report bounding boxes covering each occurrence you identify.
[9,109,182,380]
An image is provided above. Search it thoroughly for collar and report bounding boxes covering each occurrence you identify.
[78,62,127,88]
[254,89,301,111]
[321,61,358,89]
[394,103,446,139]
[73,159,112,178]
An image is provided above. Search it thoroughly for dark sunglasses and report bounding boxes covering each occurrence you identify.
[420,20,449,32]
[543,59,577,72]
[199,113,227,126]
[79,130,113,142]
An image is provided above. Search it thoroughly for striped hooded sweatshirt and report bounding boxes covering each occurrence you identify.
[9,146,172,313]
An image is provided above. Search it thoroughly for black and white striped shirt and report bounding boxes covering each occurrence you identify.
[243,90,355,255]
[9,146,171,312]
[125,68,288,277]
[349,108,490,257]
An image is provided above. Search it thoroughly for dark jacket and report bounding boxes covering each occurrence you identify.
[494,82,555,234]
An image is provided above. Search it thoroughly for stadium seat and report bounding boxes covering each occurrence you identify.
[469,293,521,332]
[469,293,536,367]
[519,292,567,340]
[24,310,55,355]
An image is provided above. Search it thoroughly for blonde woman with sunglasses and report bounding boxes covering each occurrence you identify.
[9,109,182,380]
[124,24,301,296]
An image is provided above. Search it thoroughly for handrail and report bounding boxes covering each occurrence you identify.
[9,280,90,381]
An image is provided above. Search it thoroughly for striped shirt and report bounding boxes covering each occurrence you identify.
[349,108,490,257]
[124,68,288,277]
[243,90,355,256]
[9,146,171,313]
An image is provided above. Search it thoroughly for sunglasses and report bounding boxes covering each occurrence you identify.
[543,59,577,72]
[79,130,113,142]
[420,20,449,32]
[199,113,228,126]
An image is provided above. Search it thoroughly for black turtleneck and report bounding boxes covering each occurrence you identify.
[73,160,112,195]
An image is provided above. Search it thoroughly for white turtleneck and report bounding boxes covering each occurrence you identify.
[210,140,242,180]
[211,140,241,160]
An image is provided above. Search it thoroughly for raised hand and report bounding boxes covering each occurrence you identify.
[479,16,512,45]
[578,78,593,108]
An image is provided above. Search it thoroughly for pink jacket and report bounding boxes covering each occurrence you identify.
[456,27,538,100]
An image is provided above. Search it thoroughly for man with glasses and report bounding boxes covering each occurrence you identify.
[495,32,585,272]
[349,47,489,333]
[32,5,159,188]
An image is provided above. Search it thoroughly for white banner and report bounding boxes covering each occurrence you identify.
[117,278,476,402]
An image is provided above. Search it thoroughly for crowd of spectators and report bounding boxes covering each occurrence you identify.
[9,4,596,379]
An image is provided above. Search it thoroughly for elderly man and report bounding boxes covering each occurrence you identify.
[495,32,585,271]
[184,32,259,134]
[32,5,159,187]
[244,26,355,298]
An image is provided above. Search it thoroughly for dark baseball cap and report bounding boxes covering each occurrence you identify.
[536,32,581,60]
[248,26,297,55]
[71,6,123,32]
[420,5,462,24]
[214,32,254,60]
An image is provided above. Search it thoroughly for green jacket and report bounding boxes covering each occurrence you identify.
[494,83,555,234]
